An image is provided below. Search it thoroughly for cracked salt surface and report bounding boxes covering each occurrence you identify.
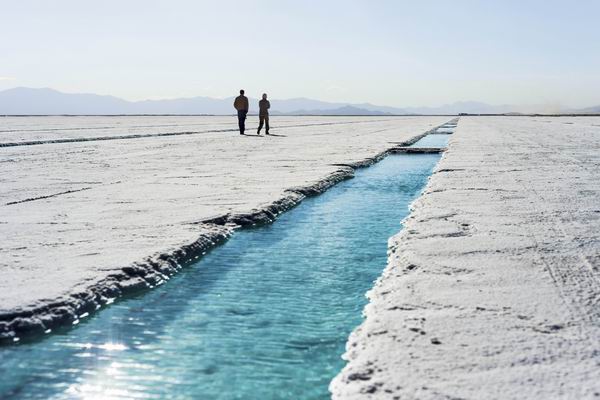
[0,115,449,342]
[331,116,600,399]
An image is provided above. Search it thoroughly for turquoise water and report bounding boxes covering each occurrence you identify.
[0,151,442,399]
[410,133,450,147]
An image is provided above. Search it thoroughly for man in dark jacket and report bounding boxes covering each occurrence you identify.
[233,89,249,135]
[257,93,270,135]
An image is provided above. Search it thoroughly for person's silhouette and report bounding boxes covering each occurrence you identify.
[233,89,249,135]
[257,93,270,135]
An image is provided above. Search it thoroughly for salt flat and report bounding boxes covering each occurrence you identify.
[0,115,447,340]
[332,117,600,399]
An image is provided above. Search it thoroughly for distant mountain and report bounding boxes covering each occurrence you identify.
[574,105,600,114]
[403,101,518,115]
[2,87,597,116]
[275,105,393,116]
[0,87,407,116]
[0,87,235,115]
[264,98,406,114]
[0,87,132,115]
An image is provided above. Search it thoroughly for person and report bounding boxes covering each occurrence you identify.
[233,89,249,135]
[257,93,270,135]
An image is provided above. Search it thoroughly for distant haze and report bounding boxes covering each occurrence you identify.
[0,88,600,115]
[1,1,600,108]
[1,87,598,115]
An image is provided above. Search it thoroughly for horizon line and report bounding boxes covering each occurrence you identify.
[2,86,597,111]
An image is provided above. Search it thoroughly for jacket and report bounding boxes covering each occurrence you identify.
[234,95,249,112]
[259,99,270,116]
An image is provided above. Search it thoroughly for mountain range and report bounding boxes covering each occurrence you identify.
[0,87,598,116]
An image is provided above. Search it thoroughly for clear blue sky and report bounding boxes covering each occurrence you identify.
[1,0,599,107]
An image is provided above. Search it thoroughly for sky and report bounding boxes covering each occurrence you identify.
[1,0,600,108]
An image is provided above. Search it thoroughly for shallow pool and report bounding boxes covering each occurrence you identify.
[410,133,450,148]
[0,151,441,399]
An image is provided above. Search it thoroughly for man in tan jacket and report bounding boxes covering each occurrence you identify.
[233,89,249,135]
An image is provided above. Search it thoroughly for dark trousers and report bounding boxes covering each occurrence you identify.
[257,114,269,134]
[237,110,247,134]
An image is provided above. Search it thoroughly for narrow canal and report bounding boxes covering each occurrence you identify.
[0,134,449,399]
